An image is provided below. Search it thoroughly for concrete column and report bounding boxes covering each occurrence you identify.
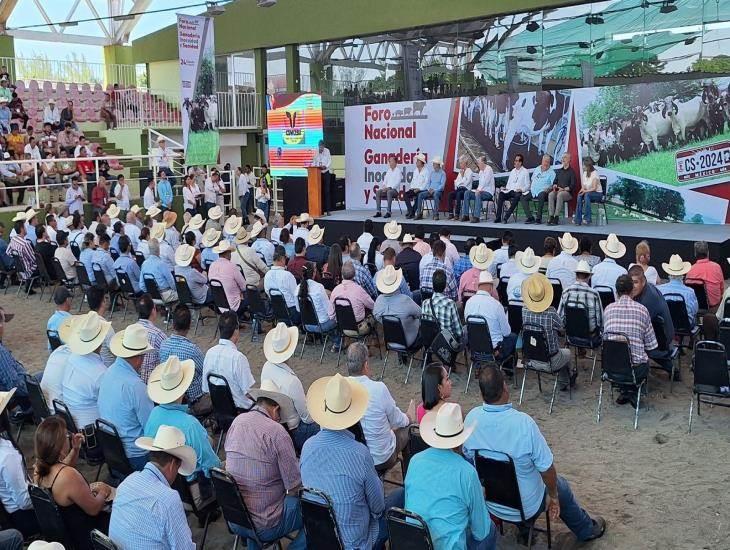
[284,44,300,93]
[103,45,135,87]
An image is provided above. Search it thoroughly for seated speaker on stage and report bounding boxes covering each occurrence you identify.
[525,154,556,225]
[495,153,530,224]
[447,156,473,220]
[374,155,400,218]
[461,155,495,223]
[404,153,428,219]
[414,156,445,221]
[547,153,576,226]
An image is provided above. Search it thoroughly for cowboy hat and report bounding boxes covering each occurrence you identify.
[249,220,265,239]
[162,210,177,229]
[414,153,427,164]
[469,243,494,271]
[135,425,197,476]
[376,265,403,295]
[0,388,17,416]
[223,215,242,235]
[187,214,204,231]
[308,225,324,245]
[155,136,166,144]
[515,247,540,274]
[63,312,112,356]
[254,208,266,221]
[175,244,195,267]
[431,155,443,165]
[106,204,120,219]
[297,212,310,224]
[130,204,144,214]
[306,373,369,430]
[150,222,166,241]
[522,273,554,313]
[402,233,415,244]
[207,205,223,220]
[110,323,155,358]
[48,98,56,104]
[599,233,626,259]
[201,228,221,248]
[249,379,299,428]
[0,98,8,104]
[58,315,75,344]
[662,254,691,277]
[147,356,195,405]
[575,260,592,275]
[420,402,474,450]
[28,542,65,550]
[558,232,579,254]
[235,227,251,245]
[213,240,232,254]
[62,215,73,227]
[147,205,162,219]
[478,270,494,285]
[11,212,26,222]
[383,220,402,240]
[264,322,299,364]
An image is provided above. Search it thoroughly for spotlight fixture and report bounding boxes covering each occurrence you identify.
[660,1,678,14]
[579,41,590,49]
[526,21,540,32]
[206,2,226,15]
[684,36,697,45]
[585,14,605,25]
[527,45,538,54]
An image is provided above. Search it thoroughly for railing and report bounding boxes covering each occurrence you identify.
[216,71,256,91]
[0,57,144,87]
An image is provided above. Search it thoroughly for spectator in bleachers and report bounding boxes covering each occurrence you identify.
[40,123,58,156]
[57,150,78,182]
[0,78,11,102]
[60,99,77,130]
[8,92,27,130]
[65,176,85,215]
[5,125,24,158]
[57,123,78,155]
[41,152,61,204]
[42,98,61,130]
[76,147,95,182]
[100,92,117,129]
[19,153,34,206]
[96,146,111,180]
[0,97,10,134]
[115,174,130,211]
[23,136,41,160]
[74,135,92,158]
[0,152,18,205]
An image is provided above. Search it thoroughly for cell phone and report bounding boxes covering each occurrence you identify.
[83,425,97,449]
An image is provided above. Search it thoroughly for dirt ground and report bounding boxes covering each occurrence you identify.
[3,288,729,550]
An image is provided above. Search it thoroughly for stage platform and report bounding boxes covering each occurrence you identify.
[316,210,730,274]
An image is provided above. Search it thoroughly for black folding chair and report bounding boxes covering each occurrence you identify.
[70,242,81,259]
[34,251,54,302]
[333,297,381,369]
[52,257,80,298]
[664,292,700,361]
[175,274,213,335]
[95,419,134,482]
[115,268,141,321]
[90,529,121,550]
[519,323,566,414]
[298,295,333,364]
[29,484,71,546]
[143,273,176,326]
[14,372,51,440]
[134,250,145,267]
[387,507,434,550]
[548,278,562,309]
[718,320,730,353]
[52,398,79,433]
[685,280,709,314]
[594,285,615,310]
[564,299,601,384]
[9,250,41,299]
[246,284,274,340]
[321,271,336,291]
[413,314,444,384]
[475,452,551,550]
[75,261,93,312]
[269,288,295,327]
[688,340,730,432]
[0,254,17,294]
[207,373,239,453]
[465,315,516,394]
[172,474,218,549]
[47,329,62,350]
[497,276,510,307]
[650,315,680,392]
[507,301,523,335]
[93,262,121,317]
[110,248,120,262]
[419,287,433,303]
[300,487,345,550]
[400,424,429,477]
[380,315,422,381]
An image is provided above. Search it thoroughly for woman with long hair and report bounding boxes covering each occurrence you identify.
[366,237,383,276]
[298,263,341,350]
[323,243,343,287]
[576,236,601,268]
[416,363,454,423]
[574,157,602,226]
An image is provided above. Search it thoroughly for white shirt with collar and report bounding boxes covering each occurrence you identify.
[454,167,474,189]
[476,166,496,194]
[298,279,330,321]
[41,344,72,406]
[506,271,528,303]
[159,241,176,268]
[440,236,460,267]
[202,339,255,409]
[143,187,156,209]
[591,258,628,296]
[204,178,223,204]
[0,438,33,513]
[264,266,299,308]
[505,166,531,194]
[115,184,130,210]
[252,238,275,266]
[410,166,429,191]
[124,223,141,249]
[260,361,313,427]
[382,166,401,190]
[312,147,332,172]
[61,351,107,428]
[463,290,512,346]
[545,251,578,290]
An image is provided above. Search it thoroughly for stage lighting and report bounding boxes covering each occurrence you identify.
[660,1,678,14]
[257,0,278,6]
[585,14,605,25]
[527,46,538,54]
[206,2,226,15]
[526,21,540,32]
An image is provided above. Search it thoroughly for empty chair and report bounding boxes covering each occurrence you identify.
[688,340,730,432]
[564,301,601,384]
[47,329,62,350]
[171,475,218,549]
[684,280,709,314]
[298,295,334,364]
[465,315,515,394]
[333,297,381,369]
[246,284,274,340]
[95,419,134,482]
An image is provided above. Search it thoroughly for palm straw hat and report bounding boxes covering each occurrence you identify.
[263,322,299,364]
[662,254,691,276]
[249,379,299,428]
[135,425,197,476]
[308,225,324,245]
[431,156,443,165]
[235,227,251,245]
[223,215,242,235]
[298,212,310,224]
[0,388,17,416]
[162,210,177,229]
[147,205,162,219]
[147,356,195,405]
[187,214,205,231]
[375,265,403,295]
[383,220,402,240]
[28,542,65,550]
[249,220,265,239]
[469,243,494,271]
[306,373,369,430]
[575,260,592,275]
[522,273,554,313]
[62,312,111,356]
[207,206,223,220]
[130,204,144,215]
[599,233,626,259]
[109,323,155,358]
[175,244,195,267]
[515,247,540,274]
[213,240,232,254]
[201,228,221,248]
[150,222,166,241]
[420,403,474,449]
[402,233,416,244]
[558,232,579,254]
[415,153,427,163]
[106,204,121,219]
[478,271,494,285]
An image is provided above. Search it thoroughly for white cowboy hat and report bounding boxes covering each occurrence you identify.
[147,356,195,405]
[58,315,75,345]
[0,98,8,104]
[599,233,626,259]
[249,220,265,239]
[0,388,17,416]
[187,214,205,231]
[106,204,120,219]
[662,254,691,276]
[254,208,266,221]
[235,227,251,245]
[414,153,427,164]
[207,206,223,220]
[306,373,369,430]
[109,323,155,358]
[62,312,112,356]
[201,228,221,248]
[135,425,197,477]
[383,220,402,240]
[431,155,443,165]
[249,379,299,428]
[150,222,166,241]
[28,542,65,550]
[402,233,415,244]
[478,270,494,285]
[308,225,324,245]
[213,240,232,254]
[147,205,162,219]
[263,322,299,364]
[298,212,310,224]
[420,403,474,450]
[223,216,242,235]
[62,215,73,227]
[48,98,56,104]
[469,243,494,271]
[575,260,592,275]
[130,204,144,215]
[155,136,166,144]
[162,210,178,229]
[376,265,403,295]
[25,208,38,221]
[515,247,540,274]
[558,232,579,254]
[522,273,554,313]
[175,244,195,267]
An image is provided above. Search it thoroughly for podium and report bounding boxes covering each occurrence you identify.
[307,166,323,217]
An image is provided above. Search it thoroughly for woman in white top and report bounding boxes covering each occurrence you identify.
[182,174,201,215]
[114,175,130,210]
[54,231,78,281]
[630,240,659,285]
[0,434,39,537]
[255,179,271,221]
[574,157,602,226]
[448,156,474,219]
[297,264,340,348]
[236,166,250,216]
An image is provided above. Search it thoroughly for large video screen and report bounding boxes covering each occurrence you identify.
[267,93,324,177]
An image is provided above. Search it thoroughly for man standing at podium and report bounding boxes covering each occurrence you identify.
[312,140,332,214]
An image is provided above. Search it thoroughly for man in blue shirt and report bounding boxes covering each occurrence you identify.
[113,235,142,294]
[92,233,119,290]
[47,286,72,336]
[414,156,446,221]
[526,154,556,224]
[406,403,496,550]
[156,170,174,210]
[658,254,699,329]
[464,368,606,543]
[140,239,178,303]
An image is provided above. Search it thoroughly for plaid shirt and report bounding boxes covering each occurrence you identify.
[137,319,168,383]
[420,259,457,300]
[603,295,658,364]
[558,281,603,333]
[521,306,563,356]
[350,259,378,300]
[453,255,472,282]
[158,334,205,403]
[423,292,463,340]
[6,235,36,280]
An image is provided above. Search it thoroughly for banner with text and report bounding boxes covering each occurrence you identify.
[177,14,219,165]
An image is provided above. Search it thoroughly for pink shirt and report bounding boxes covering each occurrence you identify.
[413,240,430,257]
[458,267,499,302]
[209,257,246,311]
[328,279,375,321]
[687,258,725,308]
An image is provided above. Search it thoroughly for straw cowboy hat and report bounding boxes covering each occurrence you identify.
[213,240,232,254]
[515,247,540,274]
[150,222,166,241]
[147,205,162,219]
[187,214,205,231]
[308,225,324,245]
[478,270,494,285]
[11,212,26,222]
[147,356,195,405]
[383,220,402,240]
[175,244,195,267]
[249,220,265,239]
[522,273,554,313]
[135,425,197,477]
[599,233,626,259]
[163,210,178,229]
[201,228,221,248]
[24,208,38,221]
[62,215,73,228]
[297,212,310,224]
[414,153,427,164]
[249,379,299,427]
[558,232,579,254]
[48,98,56,104]
[376,265,403,295]
[662,254,692,277]
[110,323,155,358]
[264,322,299,364]
[469,243,494,271]
[207,205,223,220]
[306,373,369,430]
[62,312,112,356]
[431,156,443,165]
[57,316,74,344]
[420,403,474,450]
[575,260,592,275]
[130,204,144,215]
[0,388,17,416]
[234,227,251,245]
[0,98,8,104]
[223,215,242,235]
[402,233,415,244]
[106,204,120,219]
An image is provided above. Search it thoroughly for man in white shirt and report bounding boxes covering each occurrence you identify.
[404,153,429,219]
[374,155,401,219]
[43,98,61,129]
[346,342,414,471]
[356,219,374,254]
[464,271,517,361]
[506,247,540,303]
[204,171,225,213]
[264,247,302,325]
[123,211,141,249]
[41,343,72,405]
[495,153,531,223]
[65,176,85,215]
[23,138,42,161]
[114,175,131,211]
[448,156,473,219]
[439,227,460,267]
[73,136,92,158]
[143,178,156,209]
[546,232,579,290]
[461,155,495,223]
[311,140,331,173]
[154,137,178,182]
[591,233,628,297]
[202,311,255,410]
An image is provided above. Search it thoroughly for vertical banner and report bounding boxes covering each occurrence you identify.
[177,14,219,165]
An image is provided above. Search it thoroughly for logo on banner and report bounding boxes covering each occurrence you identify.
[676,141,730,182]
[283,110,304,145]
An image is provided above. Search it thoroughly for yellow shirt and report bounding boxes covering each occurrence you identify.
[6,134,24,157]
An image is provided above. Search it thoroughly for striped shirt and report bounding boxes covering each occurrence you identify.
[350,259,377,300]
[521,307,563,357]
[137,319,168,383]
[6,234,35,280]
[158,334,205,403]
[603,295,658,364]
[420,259,457,300]
[558,281,603,333]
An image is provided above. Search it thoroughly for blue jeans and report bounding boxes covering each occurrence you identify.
[375,488,405,550]
[468,520,498,550]
[257,200,270,221]
[498,332,518,362]
[291,421,320,453]
[0,529,22,550]
[304,318,341,346]
[415,189,442,217]
[556,476,595,540]
[574,192,602,224]
[462,190,493,218]
[230,495,306,550]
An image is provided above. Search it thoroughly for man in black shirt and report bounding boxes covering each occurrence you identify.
[547,152,576,225]
[395,233,421,295]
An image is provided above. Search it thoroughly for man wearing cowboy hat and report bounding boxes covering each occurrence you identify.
[557,260,603,338]
[591,233,628,297]
[658,255,698,330]
[204,173,225,222]
[465,270,517,363]
[373,263,422,346]
[162,211,180,250]
[182,212,205,247]
[225,378,306,549]
[377,248,412,299]
[406,403,497,550]
[222,215,242,244]
[329,261,377,334]
[461,155,495,223]
[42,98,61,129]
[139,239,178,304]
[210,240,248,317]
[292,213,311,242]
[458,242,494,302]
[395,233,421,292]
[250,220,276,266]
[109,425,196,549]
[381,220,402,255]
[200,227,221,266]
[98,323,156,470]
[546,232,579,289]
[174,243,209,304]
[231,227,268,290]
[464,368,607,543]
[404,153,429,218]
[123,211,141,249]
[506,247,540,303]
[305,224,329,269]
[301,373,404,550]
